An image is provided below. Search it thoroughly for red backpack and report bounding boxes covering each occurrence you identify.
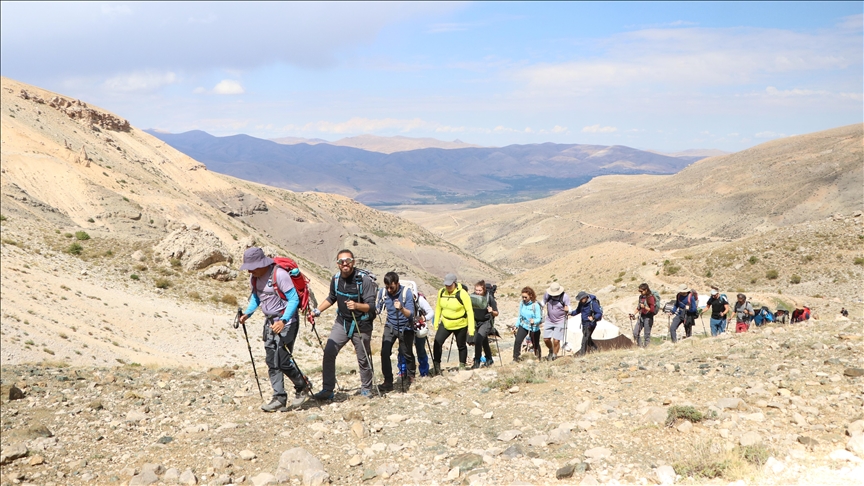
[251,257,317,324]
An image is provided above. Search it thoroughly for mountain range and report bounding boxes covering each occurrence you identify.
[146,130,706,206]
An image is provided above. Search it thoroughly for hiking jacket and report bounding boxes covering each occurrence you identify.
[516,301,542,332]
[637,293,656,316]
[417,294,434,326]
[470,293,498,323]
[376,285,415,332]
[434,286,475,335]
[244,265,300,324]
[326,269,377,331]
[571,296,602,326]
[671,292,698,316]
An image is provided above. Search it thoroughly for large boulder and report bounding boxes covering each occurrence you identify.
[154,224,233,271]
[276,448,329,485]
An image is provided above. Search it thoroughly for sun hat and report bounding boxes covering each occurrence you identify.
[710,288,718,296]
[443,273,457,286]
[575,291,589,301]
[240,247,274,271]
[547,282,564,297]
[678,284,690,292]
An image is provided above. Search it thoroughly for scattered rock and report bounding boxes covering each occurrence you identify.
[798,436,818,447]
[249,472,276,486]
[740,431,762,447]
[27,455,44,466]
[502,444,525,458]
[843,368,864,377]
[556,464,577,479]
[717,397,746,410]
[655,465,677,484]
[497,430,521,442]
[677,420,693,433]
[847,433,864,457]
[8,385,25,400]
[351,421,365,439]
[129,469,159,486]
[239,449,256,460]
[449,453,483,471]
[584,447,612,460]
[348,455,363,467]
[277,448,326,481]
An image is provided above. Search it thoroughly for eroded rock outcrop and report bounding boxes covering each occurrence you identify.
[154,224,233,271]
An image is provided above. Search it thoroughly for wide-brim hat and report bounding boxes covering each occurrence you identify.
[575,291,589,301]
[240,247,274,271]
[678,284,690,292]
[443,273,457,286]
[547,282,564,297]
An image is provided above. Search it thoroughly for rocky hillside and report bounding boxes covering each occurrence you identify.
[0,76,499,369]
[1,317,862,485]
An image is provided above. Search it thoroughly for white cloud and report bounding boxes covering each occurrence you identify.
[765,86,826,97]
[212,80,245,95]
[551,125,568,134]
[102,71,178,93]
[755,131,787,139]
[582,125,618,133]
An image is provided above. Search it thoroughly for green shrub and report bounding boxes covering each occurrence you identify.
[664,265,680,276]
[169,258,182,268]
[666,405,704,426]
[64,232,73,238]
[130,274,139,280]
[155,278,172,289]
[748,256,758,264]
[0,215,6,222]
[854,257,864,265]
[87,218,95,223]
[188,291,201,300]
[220,294,238,306]
[705,270,713,278]
[67,242,83,255]
[74,231,90,240]
[790,274,801,284]
[766,269,779,280]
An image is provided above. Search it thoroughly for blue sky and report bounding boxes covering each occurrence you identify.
[1,1,861,151]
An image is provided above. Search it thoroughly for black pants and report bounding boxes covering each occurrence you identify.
[264,318,307,399]
[433,326,468,364]
[633,314,653,347]
[474,319,493,362]
[381,326,416,384]
[513,327,541,360]
[578,323,598,355]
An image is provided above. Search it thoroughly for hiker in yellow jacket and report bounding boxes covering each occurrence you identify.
[432,273,475,375]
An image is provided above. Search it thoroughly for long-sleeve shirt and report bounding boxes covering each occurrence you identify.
[434,286,475,336]
[417,294,434,326]
[325,269,378,332]
[571,297,602,326]
[377,285,415,332]
[516,301,542,332]
[542,292,570,325]
[243,265,300,323]
[671,292,698,315]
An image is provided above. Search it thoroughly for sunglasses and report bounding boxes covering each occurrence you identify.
[336,257,354,266]
[521,295,529,300]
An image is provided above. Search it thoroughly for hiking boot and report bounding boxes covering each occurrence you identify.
[546,351,554,361]
[378,382,394,393]
[459,362,467,370]
[470,361,482,370]
[485,358,494,367]
[290,389,309,408]
[312,389,334,401]
[261,398,287,413]
[360,389,373,399]
[432,361,442,376]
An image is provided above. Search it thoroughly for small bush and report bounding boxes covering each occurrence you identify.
[803,255,813,262]
[87,218,95,223]
[169,258,182,268]
[664,265,680,276]
[221,294,238,306]
[854,257,864,265]
[59,333,68,339]
[188,291,201,300]
[491,365,553,390]
[613,277,623,283]
[158,267,174,276]
[705,270,713,278]
[766,269,779,280]
[0,215,6,222]
[130,274,139,280]
[134,264,148,272]
[155,278,172,289]
[63,232,74,238]
[67,242,83,255]
[790,274,801,284]
[748,256,758,264]
[74,231,90,240]
[666,405,704,426]
[43,347,55,355]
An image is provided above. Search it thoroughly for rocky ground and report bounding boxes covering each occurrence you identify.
[2,315,862,486]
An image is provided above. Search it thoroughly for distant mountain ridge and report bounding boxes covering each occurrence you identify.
[270,134,481,153]
[148,130,702,205]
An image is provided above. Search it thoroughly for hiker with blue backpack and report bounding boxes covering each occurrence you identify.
[396,287,434,377]
[310,249,378,400]
[668,284,698,343]
[513,287,543,362]
[569,291,603,356]
[703,287,730,336]
[237,247,310,412]
[375,272,416,392]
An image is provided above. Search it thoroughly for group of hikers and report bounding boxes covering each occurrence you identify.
[236,247,809,413]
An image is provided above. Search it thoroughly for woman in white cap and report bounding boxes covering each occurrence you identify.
[541,282,570,360]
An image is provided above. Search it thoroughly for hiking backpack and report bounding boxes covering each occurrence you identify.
[377,280,421,325]
[590,295,603,321]
[334,268,379,322]
[649,291,662,316]
[250,256,317,323]
[437,283,471,321]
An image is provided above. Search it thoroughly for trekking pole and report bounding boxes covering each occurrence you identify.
[446,334,454,363]
[281,342,314,397]
[233,308,264,400]
[699,314,708,337]
[353,311,381,398]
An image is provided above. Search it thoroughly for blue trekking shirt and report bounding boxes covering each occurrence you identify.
[377,285,415,332]
[671,292,698,316]
[570,296,602,327]
[517,301,542,332]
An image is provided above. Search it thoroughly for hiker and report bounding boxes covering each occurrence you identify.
[541,283,570,359]
[733,293,754,332]
[569,291,603,356]
[375,272,416,391]
[704,287,730,336]
[432,273,475,374]
[632,283,656,347]
[470,280,499,369]
[310,250,378,400]
[237,247,309,412]
[668,284,698,342]
[841,307,849,318]
[513,287,543,361]
[398,292,434,377]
